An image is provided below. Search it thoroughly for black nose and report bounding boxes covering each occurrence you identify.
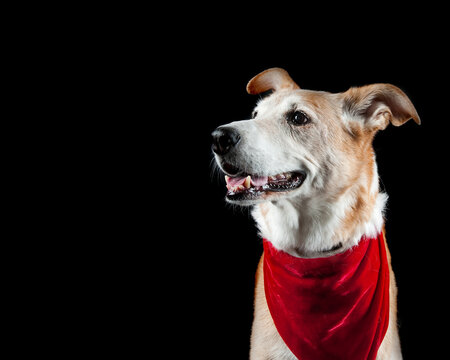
[211,127,241,155]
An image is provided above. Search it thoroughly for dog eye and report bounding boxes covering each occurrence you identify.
[286,110,310,126]
[252,110,258,119]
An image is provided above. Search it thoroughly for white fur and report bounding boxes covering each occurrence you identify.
[252,183,387,258]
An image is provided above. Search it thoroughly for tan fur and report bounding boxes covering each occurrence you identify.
[376,229,401,359]
[343,84,420,127]
[250,254,296,360]
[247,67,300,94]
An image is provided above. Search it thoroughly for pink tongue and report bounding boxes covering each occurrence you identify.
[226,176,246,189]
[226,175,269,190]
[251,176,268,187]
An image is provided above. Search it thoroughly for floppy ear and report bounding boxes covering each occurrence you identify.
[342,83,420,131]
[247,68,300,95]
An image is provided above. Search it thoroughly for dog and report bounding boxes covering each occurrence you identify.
[211,68,420,360]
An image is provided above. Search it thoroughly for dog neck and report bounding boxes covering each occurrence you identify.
[252,159,387,258]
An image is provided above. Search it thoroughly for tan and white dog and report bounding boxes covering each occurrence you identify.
[212,68,419,360]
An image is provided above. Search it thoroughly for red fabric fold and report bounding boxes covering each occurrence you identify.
[263,233,389,360]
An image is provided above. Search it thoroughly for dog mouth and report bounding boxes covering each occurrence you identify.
[225,171,306,202]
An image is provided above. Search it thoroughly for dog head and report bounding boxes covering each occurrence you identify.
[212,68,420,206]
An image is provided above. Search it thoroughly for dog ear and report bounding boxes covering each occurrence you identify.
[247,68,300,95]
[342,84,420,131]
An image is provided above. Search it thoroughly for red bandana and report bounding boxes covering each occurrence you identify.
[263,233,389,360]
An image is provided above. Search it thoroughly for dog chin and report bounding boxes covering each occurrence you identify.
[224,170,307,206]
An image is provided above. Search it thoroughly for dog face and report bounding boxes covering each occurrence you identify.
[212,68,420,207]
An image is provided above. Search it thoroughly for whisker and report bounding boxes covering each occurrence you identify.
[209,155,224,184]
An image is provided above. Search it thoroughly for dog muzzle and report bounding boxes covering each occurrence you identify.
[263,232,389,360]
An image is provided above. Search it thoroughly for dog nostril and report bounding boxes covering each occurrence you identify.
[211,127,241,155]
[218,133,234,149]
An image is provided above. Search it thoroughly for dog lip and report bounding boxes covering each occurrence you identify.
[226,171,306,202]
[220,161,243,177]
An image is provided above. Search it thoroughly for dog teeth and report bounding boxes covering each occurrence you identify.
[268,172,293,182]
[244,175,251,188]
[233,185,245,192]
[224,171,301,196]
